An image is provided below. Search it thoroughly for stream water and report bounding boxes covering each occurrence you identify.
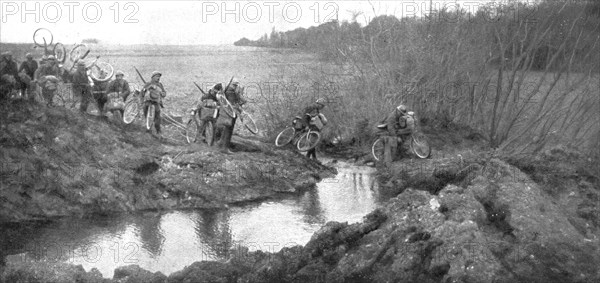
[2,161,382,278]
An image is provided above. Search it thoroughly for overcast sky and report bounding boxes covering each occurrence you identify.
[1,1,508,45]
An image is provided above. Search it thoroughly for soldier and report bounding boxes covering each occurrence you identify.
[35,55,62,106]
[303,98,327,160]
[382,104,415,164]
[106,70,130,117]
[70,61,92,113]
[193,83,221,143]
[18,53,38,100]
[218,81,246,152]
[92,70,111,116]
[0,51,20,99]
[141,71,166,135]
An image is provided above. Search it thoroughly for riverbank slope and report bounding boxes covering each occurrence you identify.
[0,101,334,223]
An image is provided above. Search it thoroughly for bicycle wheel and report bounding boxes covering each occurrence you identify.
[69,44,89,62]
[217,95,236,118]
[146,104,155,131]
[275,127,295,147]
[411,133,431,159]
[53,42,66,63]
[185,120,198,144]
[240,111,259,134]
[372,138,384,161]
[123,100,139,124]
[89,61,114,82]
[33,28,53,47]
[205,120,215,146]
[297,131,321,152]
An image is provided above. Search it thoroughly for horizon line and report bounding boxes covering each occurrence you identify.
[0,41,237,46]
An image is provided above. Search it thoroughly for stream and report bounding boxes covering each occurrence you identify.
[2,161,382,278]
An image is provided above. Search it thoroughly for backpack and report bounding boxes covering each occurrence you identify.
[310,113,327,130]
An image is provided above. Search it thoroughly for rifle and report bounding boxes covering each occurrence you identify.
[134,66,147,85]
[223,76,234,95]
[193,82,207,95]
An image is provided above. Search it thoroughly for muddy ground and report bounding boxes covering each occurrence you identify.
[1,101,599,282]
[0,101,334,223]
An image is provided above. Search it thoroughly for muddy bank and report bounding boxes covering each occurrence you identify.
[3,155,599,282]
[2,102,599,282]
[0,101,334,223]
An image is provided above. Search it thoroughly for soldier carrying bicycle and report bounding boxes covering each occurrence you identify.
[302,98,327,160]
[141,71,166,135]
[35,55,64,107]
[193,83,221,144]
[218,81,247,152]
[106,70,131,118]
[381,104,415,163]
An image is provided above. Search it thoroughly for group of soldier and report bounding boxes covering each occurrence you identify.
[0,51,131,118]
[0,49,252,153]
[193,80,248,153]
[1,51,34,100]
[1,50,415,162]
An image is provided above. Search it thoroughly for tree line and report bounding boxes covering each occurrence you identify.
[240,0,599,158]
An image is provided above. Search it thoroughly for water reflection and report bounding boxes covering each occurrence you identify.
[132,212,165,257]
[297,189,326,225]
[194,210,233,258]
[3,161,380,277]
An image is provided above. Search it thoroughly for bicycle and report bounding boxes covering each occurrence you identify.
[185,106,217,146]
[371,111,431,161]
[54,56,114,109]
[123,83,141,124]
[275,115,322,152]
[215,88,259,135]
[33,28,66,63]
[85,56,114,82]
[143,86,163,134]
[144,102,158,134]
[235,106,259,135]
[69,44,90,63]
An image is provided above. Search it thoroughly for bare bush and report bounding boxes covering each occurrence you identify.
[254,1,599,156]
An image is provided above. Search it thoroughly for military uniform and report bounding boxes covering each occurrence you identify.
[193,84,221,143]
[70,64,92,112]
[18,55,38,99]
[382,106,414,164]
[107,78,130,102]
[106,74,130,116]
[0,52,20,99]
[92,79,110,116]
[141,73,166,134]
[36,58,63,106]
[303,100,325,160]
[218,83,246,150]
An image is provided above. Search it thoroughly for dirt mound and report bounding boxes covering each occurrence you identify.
[0,101,334,223]
[4,156,598,282]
